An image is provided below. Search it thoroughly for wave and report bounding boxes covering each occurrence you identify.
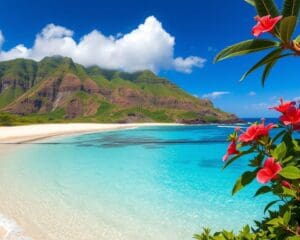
[0,213,31,240]
[217,125,247,129]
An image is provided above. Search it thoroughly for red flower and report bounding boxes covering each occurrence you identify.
[281,180,292,189]
[252,15,282,37]
[270,98,296,114]
[280,106,300,126]
[223,141,239,161]
[239,122,275,143]
[257,157,282,184]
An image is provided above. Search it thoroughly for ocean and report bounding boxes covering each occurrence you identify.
[0,123,274,240]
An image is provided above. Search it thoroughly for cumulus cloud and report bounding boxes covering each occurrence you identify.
[173,56,205,73]
[202,91,230,99]
[0,16,206,73]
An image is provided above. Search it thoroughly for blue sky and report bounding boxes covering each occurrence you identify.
[0,0,299,117]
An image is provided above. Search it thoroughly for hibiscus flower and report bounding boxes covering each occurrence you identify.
[270,98,296,114]
[223,141,239,162]
[256,158,282,184]
[252,15,282,37]
[239,122,276,143]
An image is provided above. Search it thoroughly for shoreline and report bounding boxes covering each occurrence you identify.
[0,123,184,239]
[0,122,249,240]
[0,123,183,144]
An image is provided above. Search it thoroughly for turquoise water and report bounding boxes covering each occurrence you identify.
[0,125,272,240]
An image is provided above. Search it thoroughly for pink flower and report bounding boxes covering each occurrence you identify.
[257,158,282,184]
[239,122,276,143]
[280,106,300,126]
[223,141,239,161]
[270,98,296,114]
[252,15,282,37]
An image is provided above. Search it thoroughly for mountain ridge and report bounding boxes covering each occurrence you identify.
[0,56,239,125]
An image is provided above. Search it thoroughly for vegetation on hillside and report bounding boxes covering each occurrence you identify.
[0,56,238,125]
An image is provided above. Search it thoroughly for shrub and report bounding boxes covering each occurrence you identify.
[195,0,300,239]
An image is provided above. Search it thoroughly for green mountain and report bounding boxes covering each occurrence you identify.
[0,56,239,125]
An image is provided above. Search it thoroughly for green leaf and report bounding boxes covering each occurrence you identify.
[232,171,257,195]
[280,16,297,44]
[245,0,255,6]
[282,186,297,197]
[279,166,300,179]
[283,132,294,150]
[282,155,294,164]
[249,153,264,167]
[282,0,300,17]
[293,139,300,152]
[254,185,272,197]
[254,0,280,17]
[240,48,282,81]
[271,142,287,160]
[283,210,291,225]
[264,200,280,213]
[214,39,280,63]
[287,236,300,240]
[295,35,300,43]
[224,147,255,169]
[261,58,278,86]
[267,217,284,226]
[271,129,286,144]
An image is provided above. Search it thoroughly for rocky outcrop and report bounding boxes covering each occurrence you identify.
[82,79,100,94]
[59,74,81,92]
[66,98,83,118]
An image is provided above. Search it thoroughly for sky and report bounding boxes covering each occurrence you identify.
[0,0,299,117]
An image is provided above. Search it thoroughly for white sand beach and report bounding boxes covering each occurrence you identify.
[0,123,181,144]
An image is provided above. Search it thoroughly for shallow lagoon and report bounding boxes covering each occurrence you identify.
[0,125,272,240]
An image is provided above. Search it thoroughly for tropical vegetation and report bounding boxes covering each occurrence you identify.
[214,0,300,86]
[195,0,300,239]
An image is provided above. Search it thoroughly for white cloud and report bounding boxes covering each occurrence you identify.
[202,91,230,99]
[0,16,206,73]
[40,24,73,39]
[173,56,206,73]
[0,44,30,59]
[248,91,256,96]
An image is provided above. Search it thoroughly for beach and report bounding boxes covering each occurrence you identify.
[0,123,183,240]
[0,123,181,144]
[0,123,270,240]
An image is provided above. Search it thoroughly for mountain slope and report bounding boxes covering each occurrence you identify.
[0,56,239,124]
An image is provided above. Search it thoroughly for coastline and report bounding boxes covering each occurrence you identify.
[0,122,184,239]
[0,122,252,240]
[0,123,182,144]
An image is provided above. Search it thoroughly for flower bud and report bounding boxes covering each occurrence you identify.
[281,180,292,189]
[293,41,300,52]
